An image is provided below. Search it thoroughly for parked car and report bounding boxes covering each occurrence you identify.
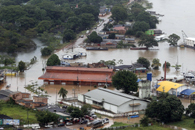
[80,35,84,38]
[90,114,97,119]
[62,105,67,109]
[84,115,94,121]
[80,120,88,124]
[58,123,65,127]
[102,118,109,124]
[66,122,73,126]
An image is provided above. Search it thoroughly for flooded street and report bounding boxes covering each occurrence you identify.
[1,0,195,107]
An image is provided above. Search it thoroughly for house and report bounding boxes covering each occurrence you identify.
[11,92,48,108]
[125,38,135,43]
[153,29,163,36]
[38,66,114,86]
[98,34,109,39]
[131,63,147,73]
[113,26,126,34]
[78,88,149,113]
[114,65,132,71]
[99,6,111,17]
[115,35,125,40]
[100,41,117,48]
[99,9,106,16]
[0,90,13,101]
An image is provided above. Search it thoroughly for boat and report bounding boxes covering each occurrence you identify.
[130,47,147,50]
[86,47,108,50]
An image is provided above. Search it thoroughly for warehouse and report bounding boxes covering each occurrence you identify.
[78,88,149,114]
[38,66,113,86]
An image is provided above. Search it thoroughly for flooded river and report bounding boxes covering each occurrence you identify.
[1,0,195,105]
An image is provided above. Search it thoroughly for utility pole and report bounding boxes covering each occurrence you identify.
[56,88,57,105]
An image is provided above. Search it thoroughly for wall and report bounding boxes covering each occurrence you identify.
[78,94,84,102]
[103,102,118,113]
[117,100,148,113]
[85,97,93,104]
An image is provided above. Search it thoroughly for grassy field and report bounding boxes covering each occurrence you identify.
[0,103,38,125]
[111,122,130,127]
[167,116,195,130]
[123,125,172,130]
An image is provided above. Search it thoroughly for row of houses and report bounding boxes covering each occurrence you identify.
[0,89,48,108]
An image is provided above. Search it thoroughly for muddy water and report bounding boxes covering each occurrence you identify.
[1,0,195,105]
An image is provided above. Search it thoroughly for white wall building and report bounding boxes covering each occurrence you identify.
[78,88,149,114]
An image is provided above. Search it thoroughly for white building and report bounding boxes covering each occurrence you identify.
[185,37,195,47]
[78,88,149,114]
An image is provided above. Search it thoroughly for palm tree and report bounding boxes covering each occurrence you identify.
[151,58,161,69]
[58,88,68,100]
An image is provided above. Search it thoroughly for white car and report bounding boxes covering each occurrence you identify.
[102,118,109,124]
[66,122,73,126]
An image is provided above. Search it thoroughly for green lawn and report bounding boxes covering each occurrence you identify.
[111,122,130,127]
[167,116,195,130]
[0,103,38,125]
[123,125,172,130]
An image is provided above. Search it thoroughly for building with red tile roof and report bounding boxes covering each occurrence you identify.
[38,66,113,86]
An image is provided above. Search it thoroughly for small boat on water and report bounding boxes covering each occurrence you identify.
[86,47,108,50]
[130,47,147,50]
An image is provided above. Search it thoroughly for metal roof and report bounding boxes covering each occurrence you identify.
[84,88,140,106]
[157,81,184,92]
[180,89,195,96]
[186,37,195,41]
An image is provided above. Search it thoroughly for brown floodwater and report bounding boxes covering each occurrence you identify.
[1,0,195,106]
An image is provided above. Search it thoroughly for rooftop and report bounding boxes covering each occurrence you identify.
[84,88,141,106]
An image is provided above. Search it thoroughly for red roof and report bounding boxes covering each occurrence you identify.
[113,26,125,31]
[38,67,113,83]
[45,66,113,73]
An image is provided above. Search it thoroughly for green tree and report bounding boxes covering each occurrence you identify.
[163,62,171,68]
[135,31,144,38]
[167,33,180,46]
[108,33,116,39]
[63,29,76,42]
[111,5,127,22]
[88,31,102,43]
[138,35,158,48]
[99,59,116,66]
[67,16,81,32]
[112,70,138,93]
[36,20,52,33]
[186,103,195,118]
[125,28,134,35]
[151,58,161,69]
[18,60,26,72]
[41,47,53,56]
[81,104,92,115]
[79,13,95,29]
[58,87,68,100]
[140,116,149,127]
[133,21,150,33]
[145,93,184,123]
[70,107,83,118]
[36,110,59,127]
[137,57,150,69]
[46,54,60,66]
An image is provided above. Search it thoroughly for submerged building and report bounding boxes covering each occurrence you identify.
[78,88,149,114]
[38,66,113,86]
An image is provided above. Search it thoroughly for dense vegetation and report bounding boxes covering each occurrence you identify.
[0,0,128,54]
[145,93,184,123]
